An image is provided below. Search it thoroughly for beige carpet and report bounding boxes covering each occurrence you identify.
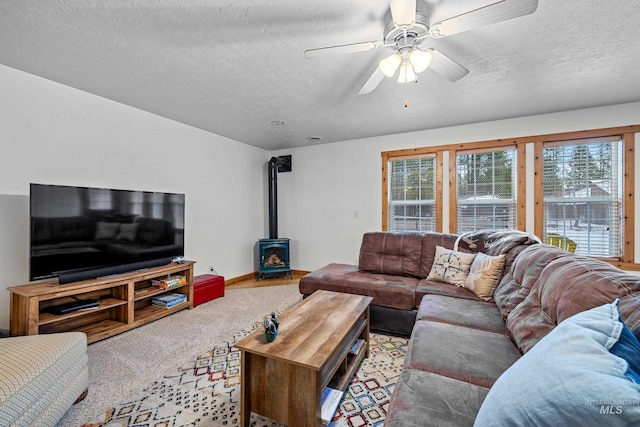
[57,284,303,426]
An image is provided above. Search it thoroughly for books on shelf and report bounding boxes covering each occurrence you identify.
[152,293,187,308]
[349,338,365,355]
[321,387,343,425]
[152,275,187,290]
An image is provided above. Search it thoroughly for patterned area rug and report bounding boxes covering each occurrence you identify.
[82,320,408,427]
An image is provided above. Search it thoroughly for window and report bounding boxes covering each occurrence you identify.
[381,125,637,267]
[542,137,623,258]
[455,148,517,233]
[386,155,437,232]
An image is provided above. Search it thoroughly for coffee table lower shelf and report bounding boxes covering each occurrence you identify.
[327,343,367,392]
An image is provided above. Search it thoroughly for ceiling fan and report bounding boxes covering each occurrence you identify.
[304,0,539,95]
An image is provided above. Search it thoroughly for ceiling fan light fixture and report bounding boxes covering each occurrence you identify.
[409,48,432,73]
[397,62,416,83]
[379,53,402,77]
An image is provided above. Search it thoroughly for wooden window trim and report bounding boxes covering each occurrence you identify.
[534,134,632,263]
[381,152,438,232]
[623,132,635,263]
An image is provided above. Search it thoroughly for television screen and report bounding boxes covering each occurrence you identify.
[30,183,185,281]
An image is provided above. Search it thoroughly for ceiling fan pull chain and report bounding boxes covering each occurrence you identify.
[404,76,409,108]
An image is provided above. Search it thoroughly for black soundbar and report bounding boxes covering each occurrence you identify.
[58,258,173,284]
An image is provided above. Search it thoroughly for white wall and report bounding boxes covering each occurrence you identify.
[3,61,640,332]
[274,102,640,271]
[0,65,268,331]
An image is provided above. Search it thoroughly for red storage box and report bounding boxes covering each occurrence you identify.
[193,274,225,306]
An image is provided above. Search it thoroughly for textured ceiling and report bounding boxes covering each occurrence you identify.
[1,1,640,151]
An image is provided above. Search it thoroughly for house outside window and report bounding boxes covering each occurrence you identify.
[455,148,517,233]
[387,156,436,233]
[542,137,623,258]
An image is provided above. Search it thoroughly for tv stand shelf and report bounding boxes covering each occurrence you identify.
[8,261,194,344]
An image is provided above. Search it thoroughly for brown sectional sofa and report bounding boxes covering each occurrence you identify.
[299,230,537,337]
[299,230,640,426]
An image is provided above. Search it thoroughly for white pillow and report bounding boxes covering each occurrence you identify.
[427,245,476,287]
[464,253,505,301]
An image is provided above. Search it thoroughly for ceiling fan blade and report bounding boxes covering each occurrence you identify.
[358,67,386,95]
[429,0,538,38]
[390,0,417,26]
[427,48,469,82]
[304,41,382,59]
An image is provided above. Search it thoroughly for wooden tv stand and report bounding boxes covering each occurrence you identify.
[8,261,194,344]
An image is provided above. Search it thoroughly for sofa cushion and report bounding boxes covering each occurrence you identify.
[426,246,477,287]
[464,253,505,301]
[506,251,640,353]
[385,369,489,427]
[404,320,521,388]
[298,263,419,310]
[455,228,539,273]
[475,301,640,427]
[420,233,460,277]
[415,279,481,306]
[358,232,424,278]
[417,294,508,334]
[493,244,569,321]
[47,216,94,243]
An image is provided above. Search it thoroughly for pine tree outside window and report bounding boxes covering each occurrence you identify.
[455,148,517,233]
[387,156,436,232]
[542,137,623,258]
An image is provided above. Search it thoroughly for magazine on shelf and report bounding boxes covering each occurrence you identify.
[152,293,187,308]
[349,339,365,355]
[152,299,186,309]
[321,387,343,424]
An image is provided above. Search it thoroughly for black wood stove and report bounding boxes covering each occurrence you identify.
[257,156,292,281]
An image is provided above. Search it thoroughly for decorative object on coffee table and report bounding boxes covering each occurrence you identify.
[263,312,279,342]
[270,311,279,329]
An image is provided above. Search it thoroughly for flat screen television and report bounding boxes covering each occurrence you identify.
[30,183,185,282]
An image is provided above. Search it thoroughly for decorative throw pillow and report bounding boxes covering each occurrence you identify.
[116,223,139,242]
[95,222,120,240]
[426,246,477,287]
[464,253,505,301]
[474,301,640,427]
[610,317,640,383]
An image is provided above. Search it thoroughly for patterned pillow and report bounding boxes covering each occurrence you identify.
[426,245,477,287]
[464,253,505,301]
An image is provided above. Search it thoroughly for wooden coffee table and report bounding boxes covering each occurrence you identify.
[235,290,373,427]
